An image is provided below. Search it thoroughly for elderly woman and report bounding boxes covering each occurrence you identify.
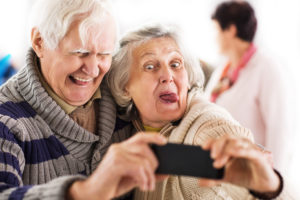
[107,24,285,199]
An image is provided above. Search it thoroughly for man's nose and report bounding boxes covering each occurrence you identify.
[82,55,100,77]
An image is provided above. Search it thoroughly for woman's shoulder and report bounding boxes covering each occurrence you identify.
[249,49,284,74]
[182,93,253,145]
[186,92,237,123]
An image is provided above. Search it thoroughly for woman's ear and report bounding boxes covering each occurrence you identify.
[228,24,237,38]
[31,28,45,58]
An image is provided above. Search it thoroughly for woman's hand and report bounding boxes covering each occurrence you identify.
[67,133,167,200]
[200,136,280,193]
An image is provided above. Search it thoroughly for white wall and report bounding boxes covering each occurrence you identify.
[0,0,32,68]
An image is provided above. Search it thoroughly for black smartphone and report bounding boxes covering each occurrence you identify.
[151,143,224,179]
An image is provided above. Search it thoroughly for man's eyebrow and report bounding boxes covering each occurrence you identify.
[69,49,113,55]
[97,51,113,55]
[69,49,90,54]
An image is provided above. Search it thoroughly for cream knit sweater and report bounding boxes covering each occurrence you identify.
[133,89,288,200]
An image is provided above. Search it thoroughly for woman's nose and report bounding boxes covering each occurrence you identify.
[159,67,173,84]
[82,55,100,77]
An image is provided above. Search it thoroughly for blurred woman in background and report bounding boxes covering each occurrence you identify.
[205,0,294,175]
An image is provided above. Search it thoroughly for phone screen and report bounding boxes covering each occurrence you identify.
[151,143,224,179]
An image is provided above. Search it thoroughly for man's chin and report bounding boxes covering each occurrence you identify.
[66,96,91,106]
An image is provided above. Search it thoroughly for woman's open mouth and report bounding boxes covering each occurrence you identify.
[159,92,179,104]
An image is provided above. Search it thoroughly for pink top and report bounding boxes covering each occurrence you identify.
[211,44,257,102]
[206,49,294,174]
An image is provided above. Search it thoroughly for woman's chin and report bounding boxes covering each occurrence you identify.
[157,101,184,112]
[157,109,184,121]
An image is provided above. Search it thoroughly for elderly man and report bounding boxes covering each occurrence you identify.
[0,0,165,199]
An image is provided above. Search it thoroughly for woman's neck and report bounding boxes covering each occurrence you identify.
[227,40,251,69]
[143,121,167,129]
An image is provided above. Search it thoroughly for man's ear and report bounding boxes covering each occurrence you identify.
[31,28,45,58]
[124,86,130,97]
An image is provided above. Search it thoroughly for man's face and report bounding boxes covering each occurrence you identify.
[38,15,116,106]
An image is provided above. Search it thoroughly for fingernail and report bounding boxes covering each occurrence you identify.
[151,182,155,191]
[211,151,216,159]
[213,161,219,168]
[159,136,167,143]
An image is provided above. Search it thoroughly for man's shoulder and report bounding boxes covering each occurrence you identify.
[0,100,37,120]
[0,76,35,120]
[110,116,133,143]
[114,117,132,132]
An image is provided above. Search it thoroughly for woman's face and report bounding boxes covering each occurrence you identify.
[126,37,189,128]
[213,20,231,55]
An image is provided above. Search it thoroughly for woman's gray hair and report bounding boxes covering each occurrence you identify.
[107,23,205,109]
[29,0,116,50]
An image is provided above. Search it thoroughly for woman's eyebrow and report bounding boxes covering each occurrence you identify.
[140,52,156,59]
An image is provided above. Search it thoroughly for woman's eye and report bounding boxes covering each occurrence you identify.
[170,62,180,68]
[144,64,155,70]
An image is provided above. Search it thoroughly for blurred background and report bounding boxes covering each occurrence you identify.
[1,0,299,190]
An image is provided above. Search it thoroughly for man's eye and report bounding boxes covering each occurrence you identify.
[144,64,155,70]
[71,51,89,57]
[170,62,180,68]
[77,52,89,57]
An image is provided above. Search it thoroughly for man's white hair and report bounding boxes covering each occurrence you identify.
[29,0,116,50]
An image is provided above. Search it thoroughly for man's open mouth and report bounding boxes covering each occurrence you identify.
[69,75,93,85]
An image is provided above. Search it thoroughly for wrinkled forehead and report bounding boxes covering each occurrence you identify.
[132,37,181,58]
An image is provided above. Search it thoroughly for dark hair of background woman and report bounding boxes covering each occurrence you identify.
[212,1,257,42]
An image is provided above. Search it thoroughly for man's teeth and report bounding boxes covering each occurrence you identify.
[72,76,93,82]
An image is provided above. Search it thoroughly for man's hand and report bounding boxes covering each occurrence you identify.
[67,133,167,200]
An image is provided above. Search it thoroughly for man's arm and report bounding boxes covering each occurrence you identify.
[0,125,87,199]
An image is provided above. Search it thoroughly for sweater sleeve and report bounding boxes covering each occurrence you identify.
[0,125,86,200]
[192,105,254,146]
[0,175,86,200]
